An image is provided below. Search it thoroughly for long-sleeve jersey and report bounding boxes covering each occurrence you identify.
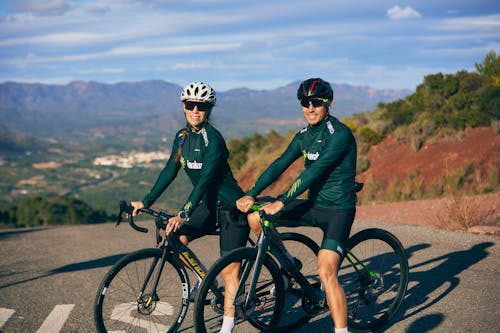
[246,116,357,209]
[142,122,244,219]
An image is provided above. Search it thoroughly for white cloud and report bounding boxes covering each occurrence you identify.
[76,68,125,75]
[10,0,73,16]
[0,32,100,47]
[387,5,422,20]
[7,42,243,67]
[433,14,500,31]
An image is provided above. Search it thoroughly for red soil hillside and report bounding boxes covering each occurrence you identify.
[357,127,500,189]
[235,126,499,233]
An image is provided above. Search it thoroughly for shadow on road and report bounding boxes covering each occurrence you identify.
[384,241,494,332]
[0,227,48,240]
[0,253,127,289]
[51,254,127,274]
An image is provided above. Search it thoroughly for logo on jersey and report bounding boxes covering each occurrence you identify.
[306,152,320,160]
[183,201,193,213]
[186,160,203,169]
[286,179,302,198]
[326,120,335,134]
[201,128,209,147]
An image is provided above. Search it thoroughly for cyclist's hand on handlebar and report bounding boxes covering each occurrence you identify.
[236,195,255,213]
[166,215,184,236]
[262,200,284,216]
[130,201,144,216]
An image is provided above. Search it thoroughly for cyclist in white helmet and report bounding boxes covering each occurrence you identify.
[131,82,249,332]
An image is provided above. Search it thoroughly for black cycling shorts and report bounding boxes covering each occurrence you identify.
[277,199,355,256]
[179,202,249,256]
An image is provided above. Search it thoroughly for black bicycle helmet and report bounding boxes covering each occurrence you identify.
[297,78,334,101]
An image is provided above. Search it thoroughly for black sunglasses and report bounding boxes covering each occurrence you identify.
[300,99,328,108]
[184,101,212,112]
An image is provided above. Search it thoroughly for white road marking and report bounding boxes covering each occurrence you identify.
[0,308,15,327]
[110,302,173,333]
[36,304,75,333]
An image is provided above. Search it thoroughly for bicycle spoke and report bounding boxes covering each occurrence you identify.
[340,229,408,332]
[95,249,189,333]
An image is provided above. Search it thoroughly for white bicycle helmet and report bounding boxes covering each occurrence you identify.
[180,81,216,106]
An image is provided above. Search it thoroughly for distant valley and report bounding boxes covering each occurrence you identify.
[0,80,412,143]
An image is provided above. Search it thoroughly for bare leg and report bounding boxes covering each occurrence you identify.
[317,249,347,329]
[247,211,261,236]
[221,262,241,317]
[177,235,192,268]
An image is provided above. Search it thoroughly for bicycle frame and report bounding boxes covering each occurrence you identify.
[117,201,225,304]
[137,236,208,305]
[237,206,379,314]
[235,210,322,312]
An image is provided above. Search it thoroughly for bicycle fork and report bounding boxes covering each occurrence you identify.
[135,247,172,313]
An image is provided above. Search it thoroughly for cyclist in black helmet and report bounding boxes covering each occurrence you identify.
[131,82,250,320]
[237,78,357,333]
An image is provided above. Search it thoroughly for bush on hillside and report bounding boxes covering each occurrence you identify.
[0,195,110,229]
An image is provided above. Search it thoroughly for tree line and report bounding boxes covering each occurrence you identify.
[347,50,499,152]
[0,195,113,229]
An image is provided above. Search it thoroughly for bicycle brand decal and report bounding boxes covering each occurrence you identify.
[182,282,189,299]
[181,251,205,277]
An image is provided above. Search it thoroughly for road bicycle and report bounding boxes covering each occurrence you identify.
[93,200,319,332]
[194,201,409,332]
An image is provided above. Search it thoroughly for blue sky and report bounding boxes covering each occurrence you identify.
[0,0,499,91]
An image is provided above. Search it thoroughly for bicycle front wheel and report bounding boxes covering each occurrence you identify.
[94,248,190,333]
[340,228,409,332]
[194,247,285,333]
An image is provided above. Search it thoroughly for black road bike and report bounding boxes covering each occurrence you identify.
[93,201,319,332]
[194,200,409,332]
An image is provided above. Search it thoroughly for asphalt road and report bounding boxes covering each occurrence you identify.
[0,218,498,332]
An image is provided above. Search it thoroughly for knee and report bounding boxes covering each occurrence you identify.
[248,212,261,235]
[317,262,336,281]
[317,252,341,283]
[221,263,239,279]
[179,235,189,245]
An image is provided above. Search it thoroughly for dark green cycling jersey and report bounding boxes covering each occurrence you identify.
[247,115,357,209]
[142,122,244,220]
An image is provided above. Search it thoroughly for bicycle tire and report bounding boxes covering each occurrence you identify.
[194,247,285,333]
[340,228,409,332]
[277,232,321,331]
[94,248,190,333]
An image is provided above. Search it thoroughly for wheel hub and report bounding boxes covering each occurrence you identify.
[137,294,157,315]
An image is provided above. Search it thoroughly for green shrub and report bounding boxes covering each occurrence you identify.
[359,126,384,145]
[356,156,370,174]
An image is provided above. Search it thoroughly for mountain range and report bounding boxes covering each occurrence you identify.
[0,80,412,141]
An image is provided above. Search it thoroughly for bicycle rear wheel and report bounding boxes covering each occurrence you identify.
[340,228,409,332]
[194,247,285,333]
[94,248,190,333]
[277,232,321,331]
